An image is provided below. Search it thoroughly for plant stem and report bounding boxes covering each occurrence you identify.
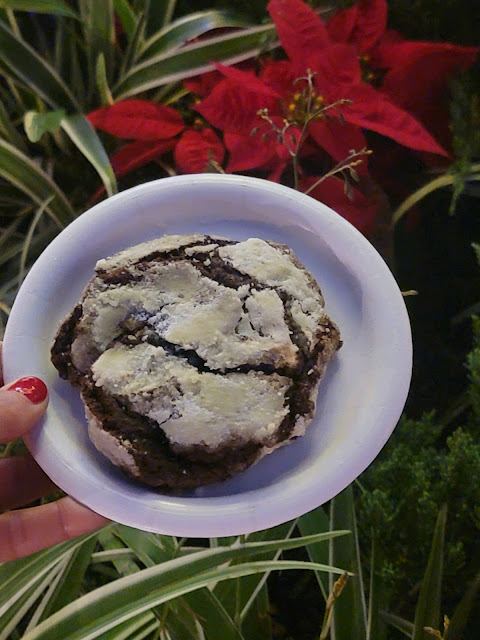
[319,573,349,640]
[392,163,480,226]
[303,150,371,196]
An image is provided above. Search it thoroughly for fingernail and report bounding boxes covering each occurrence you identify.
[7,377,48,404]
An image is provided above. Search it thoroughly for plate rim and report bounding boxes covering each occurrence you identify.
[2,174,412,536]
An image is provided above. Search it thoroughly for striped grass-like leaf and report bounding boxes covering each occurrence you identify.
[0,533,100,625]
[0,138,74,225]
[113,525,175,566]
[0,94,26,149]
[240,580,272,640]
[99,613,159,640]
[299,505,330,600]
[139,9,253,60]
[21,531,349,640]
[0,555,71,640]
[99,527,200,638]
[0,0,77,17]
[113,23,276,99]
[18,195,54,285]
[366,535,389,640]
[52,16,87,108]
[0,211,29,257]
[0,223,56,270]
[113,0,136,41]
[33,535,98,623]
[147,0,178,32]
[118,8,147,82]
[238,522,296,627]
[96,53,114,105]
[181,589,245,640]
[114,525,245,640]
[60,114,117,197]
[90,548,137,565]
[79,0,115,88]
[23,560,345,640]
[380,611,414,637]
[329,486,368,640]
[0,19,79,110]
[213,522,294,621]
[97,527,140,577]
[22,555,73,634]
[413,505,447,640]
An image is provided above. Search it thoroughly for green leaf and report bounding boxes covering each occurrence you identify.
[79,0,115,85]
[53,16,86,107]
[18,195,55,286]
[90,549,137,564]
[0,211,26,255]
[21,532,349,640]
[139,9,253,60]
[96,53,113,105]
[97,527,140,577]
[240,581,272,640]
[0,137,74,225]
[147,0,177,33]
[113,23,276,99]
[113,0,136,41]
[22,559,345,640]
[237,523,296,625]
[100,613,158,640]
[366,535,389,640]
[329,486,367,640]
[0,19,79,110]
[0,533,99,622]
[0,557,70,640]
[444,570,480,640]
[392,164,480,225]
[163,603,199,640]
[0,577,42,639]
[299,505,330,599]
[36,536,98,622]
[24,109,65,142]
[0,94,26,149]
[118,7,147,80]
[60,114,117,197]
[0,221,56,272]
[114,526,245,640]
[181,589,245,640]
[213,523,293,620]
[380,611,414,638]
[413,504,447,640]
[112,525,175,566]
[0,0,77,18]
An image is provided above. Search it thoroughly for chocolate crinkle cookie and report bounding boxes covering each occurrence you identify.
[51,234,341,490]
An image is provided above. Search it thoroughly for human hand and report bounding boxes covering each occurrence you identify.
[0,343,109,563]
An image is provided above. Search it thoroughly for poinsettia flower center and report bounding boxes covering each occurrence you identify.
[193,117,204,130]
[358,54,384,86]
[286,88,325,125]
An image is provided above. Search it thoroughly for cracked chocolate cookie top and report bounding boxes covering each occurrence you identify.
[51,234,341,490]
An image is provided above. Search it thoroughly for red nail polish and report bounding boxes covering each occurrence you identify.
[7,377,48,404]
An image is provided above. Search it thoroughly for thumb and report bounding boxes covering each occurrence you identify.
[0,377,49,444]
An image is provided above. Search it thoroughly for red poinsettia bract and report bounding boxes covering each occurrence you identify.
[87,99,225,181]
[196,0,449,177]
[267,0,451,155]
[326,0,479,151]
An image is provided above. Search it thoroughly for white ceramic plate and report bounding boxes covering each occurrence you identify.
[2,175,412,537]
